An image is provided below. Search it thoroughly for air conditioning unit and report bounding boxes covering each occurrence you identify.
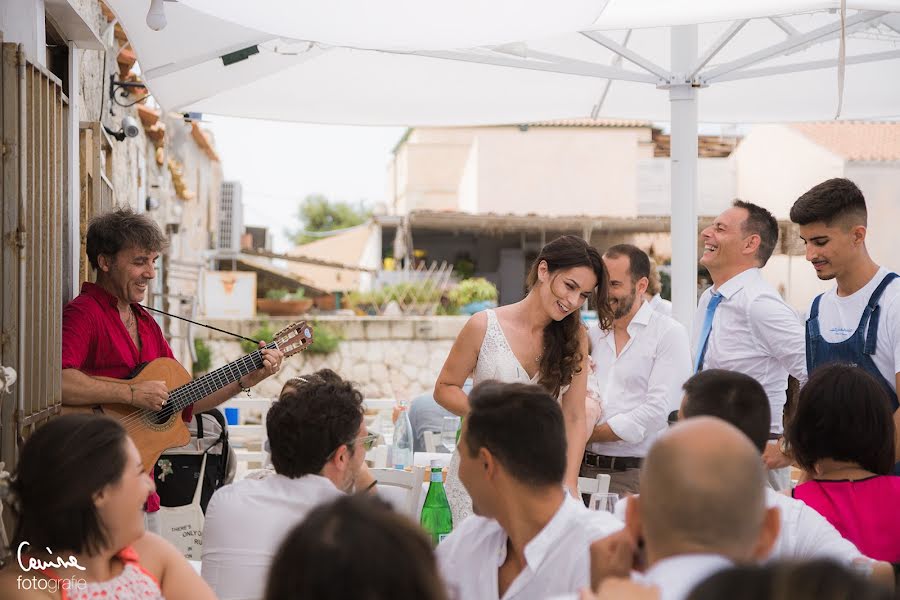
[218,181,244,252]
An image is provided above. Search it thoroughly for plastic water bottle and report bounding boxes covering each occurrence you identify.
[391,407,414,469]
[420,460,453,546]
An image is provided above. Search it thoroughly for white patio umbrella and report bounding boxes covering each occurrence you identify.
[107,0,900,329]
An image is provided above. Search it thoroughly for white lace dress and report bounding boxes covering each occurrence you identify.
[445,309,547,526]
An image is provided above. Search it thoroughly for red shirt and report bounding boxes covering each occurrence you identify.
[62,282,193,511]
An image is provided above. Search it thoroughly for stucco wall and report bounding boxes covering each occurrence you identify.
[202,316,468,401]
[734,125,845,219]
[845,162,900,274]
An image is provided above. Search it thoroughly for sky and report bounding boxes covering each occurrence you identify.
[206,116,406,252]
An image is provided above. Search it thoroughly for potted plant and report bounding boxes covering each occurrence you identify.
[256,287,314,316]
[449,278,498,315]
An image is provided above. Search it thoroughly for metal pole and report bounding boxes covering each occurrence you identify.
[669,25,699,333]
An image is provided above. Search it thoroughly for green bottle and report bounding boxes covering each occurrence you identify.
[420,460,453,546]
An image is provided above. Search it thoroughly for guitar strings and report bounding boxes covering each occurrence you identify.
[116,347,269,431]
[116,344,276,432]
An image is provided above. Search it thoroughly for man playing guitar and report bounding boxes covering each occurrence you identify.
[62,208,283,528]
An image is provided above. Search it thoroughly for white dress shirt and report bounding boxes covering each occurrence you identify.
[201,473,343,600]
[649,294,673,317]
[639,554,732,600]
[614,489,867,567]
[765,488,867,563]
[588,301,692,457]
[437,494,622,600]
[693,268,807,434]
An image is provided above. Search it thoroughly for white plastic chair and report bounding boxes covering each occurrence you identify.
[577,473,611,496]
[371,466,425,517]
[422,430,438,453]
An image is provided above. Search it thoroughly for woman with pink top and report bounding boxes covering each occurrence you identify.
[0,414,216,600]
[787,364,900,562]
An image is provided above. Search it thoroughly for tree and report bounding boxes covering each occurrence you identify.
[287,194,371,245]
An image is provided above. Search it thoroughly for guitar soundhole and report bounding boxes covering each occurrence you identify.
[148,406,177,427]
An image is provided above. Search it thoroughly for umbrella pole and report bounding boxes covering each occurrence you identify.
[669,25,699,334]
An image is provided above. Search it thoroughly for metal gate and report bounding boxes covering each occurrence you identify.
[0,42,68,466]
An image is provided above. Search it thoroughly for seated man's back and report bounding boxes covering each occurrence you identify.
[202,472,342,599]
[201,371,371,600]
[435,381,622,600]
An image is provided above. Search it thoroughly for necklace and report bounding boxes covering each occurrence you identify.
[121,307,136,331]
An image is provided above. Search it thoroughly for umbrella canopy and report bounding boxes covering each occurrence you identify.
[107,0,900,328]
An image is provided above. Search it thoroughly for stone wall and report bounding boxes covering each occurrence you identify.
[202,316,468,400]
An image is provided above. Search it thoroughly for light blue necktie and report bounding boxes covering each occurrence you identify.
[694,291,723,373]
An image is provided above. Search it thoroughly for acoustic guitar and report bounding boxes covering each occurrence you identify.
[63,321,313,471]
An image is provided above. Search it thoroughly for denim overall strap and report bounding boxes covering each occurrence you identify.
[862,272,899,355]
[805,293,824,376]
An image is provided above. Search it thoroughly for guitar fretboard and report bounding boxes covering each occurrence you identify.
[163,342,276,415]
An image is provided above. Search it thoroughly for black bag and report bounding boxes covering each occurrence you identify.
[153,408,235,513]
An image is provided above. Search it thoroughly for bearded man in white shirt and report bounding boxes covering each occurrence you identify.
[694,200,807,490]
[201,370,377,600]
[790,178,900,469]
[582,244,691,495]
[437,381,622,600]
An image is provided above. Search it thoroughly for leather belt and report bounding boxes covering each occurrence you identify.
[582,452,642,471]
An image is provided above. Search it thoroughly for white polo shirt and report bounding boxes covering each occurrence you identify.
[201,473,343,600]
[437,494,622,600]
[588,301,692,457]
[693,268,808,434]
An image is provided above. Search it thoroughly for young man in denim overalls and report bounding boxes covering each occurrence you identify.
[791,178,900,473]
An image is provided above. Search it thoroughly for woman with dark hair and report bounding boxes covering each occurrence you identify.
[786,364,900,562]
[436,235,611,524]
[264,495,448,600]
[0,415,216,600]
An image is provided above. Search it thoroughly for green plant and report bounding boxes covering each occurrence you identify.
[265,288,306,301]
[192,338,211,376]
[241,323,276,354]
[306,321,341,354]
[449,277,498,306]
[265,288,289,300]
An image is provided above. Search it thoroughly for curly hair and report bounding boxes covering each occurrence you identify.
[525,235,612,396]
[86,207,167,269]
[267,374,364,477]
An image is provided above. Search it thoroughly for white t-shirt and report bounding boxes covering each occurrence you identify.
[811,267,900,393]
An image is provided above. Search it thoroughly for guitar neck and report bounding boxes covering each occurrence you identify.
[168,343,276,412]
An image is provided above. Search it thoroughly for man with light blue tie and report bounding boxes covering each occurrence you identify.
[693,200,807,490]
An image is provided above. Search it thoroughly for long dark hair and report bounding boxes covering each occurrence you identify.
[10,415,130,556]
[525,235,611,395]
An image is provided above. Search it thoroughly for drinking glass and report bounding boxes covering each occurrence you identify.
[589,492,619,514]
[440,416,461,453]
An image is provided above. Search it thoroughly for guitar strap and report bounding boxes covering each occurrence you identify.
[142,305,261,344]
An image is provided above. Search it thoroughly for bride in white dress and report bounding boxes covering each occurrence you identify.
[434,236,613,525]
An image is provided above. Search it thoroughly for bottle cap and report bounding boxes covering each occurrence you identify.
[430,459,441,469]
